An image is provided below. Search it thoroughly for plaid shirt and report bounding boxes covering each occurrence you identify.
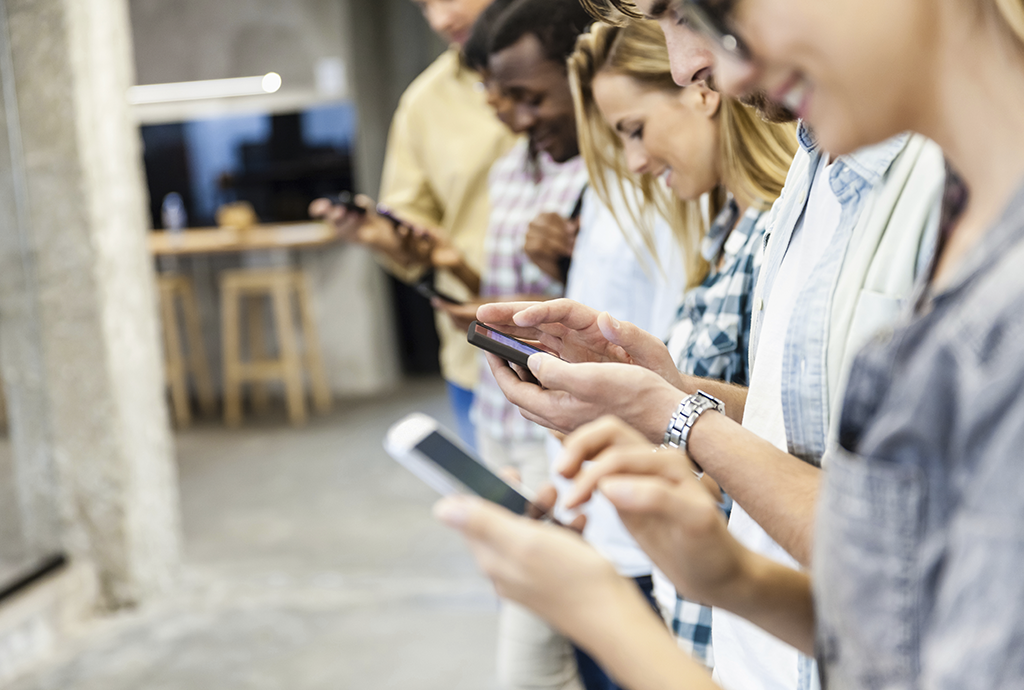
[666,199,766,386]
[473,139,589,442]
[663,198,767,668]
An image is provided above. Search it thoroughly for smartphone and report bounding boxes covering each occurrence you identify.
[414,278,465,306]
[384,413,542,516]
[325,191,366,215]
[467,320,548,369]
[325,192,413,233]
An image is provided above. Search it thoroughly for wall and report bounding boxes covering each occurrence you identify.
[125,0,445,398]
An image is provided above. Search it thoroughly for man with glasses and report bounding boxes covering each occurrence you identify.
[487,1,948,688]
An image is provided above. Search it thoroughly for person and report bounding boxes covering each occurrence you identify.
[439,0,1024,688]
[472,1,945,688]
[563,19,796,669]
[310,0,517,449]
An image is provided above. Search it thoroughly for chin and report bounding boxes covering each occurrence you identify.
[808,109,900,157]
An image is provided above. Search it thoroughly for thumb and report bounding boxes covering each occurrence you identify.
[597,312,658,364]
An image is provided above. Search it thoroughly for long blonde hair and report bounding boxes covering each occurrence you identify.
[569,20,797,287]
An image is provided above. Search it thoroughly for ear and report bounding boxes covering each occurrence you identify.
[692,82,722,118]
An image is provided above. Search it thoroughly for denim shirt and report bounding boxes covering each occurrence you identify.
[751,125,945,465]
[815,178,1024,689]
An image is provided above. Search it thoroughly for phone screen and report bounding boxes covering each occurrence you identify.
[414,431,530,514]
[473,323,543,358]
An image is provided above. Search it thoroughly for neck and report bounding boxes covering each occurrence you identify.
[919,14,1024,284]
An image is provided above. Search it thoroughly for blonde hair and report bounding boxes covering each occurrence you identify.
[569,20,797,287]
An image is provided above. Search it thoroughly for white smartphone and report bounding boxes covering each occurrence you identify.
[384,412,542,516]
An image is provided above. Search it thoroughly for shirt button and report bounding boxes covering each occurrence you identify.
[756,298,764,311]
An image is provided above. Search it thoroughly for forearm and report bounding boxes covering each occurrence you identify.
[718,550,816,655]
[447,260,481,295]
[688,411,820,567]
[574,578,720,690]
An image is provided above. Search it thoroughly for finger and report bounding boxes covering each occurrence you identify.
[558,416,649,477]
[598,475,682,518]
[476,301,549,328]
[596,312,666,367]
[308,198,332,217]
[533,483,557,515]
[565,447,691,509]
[513,299,600,331]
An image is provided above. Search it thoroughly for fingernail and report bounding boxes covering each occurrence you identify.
[600,478,632,504]
[610,316,621,329]
[434,496,469,527]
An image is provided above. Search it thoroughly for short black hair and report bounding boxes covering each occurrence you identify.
[462,0,518,73]
[489,0,593,65]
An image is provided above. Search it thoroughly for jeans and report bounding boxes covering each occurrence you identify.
[446,382,477,452]
[573,576,657,690]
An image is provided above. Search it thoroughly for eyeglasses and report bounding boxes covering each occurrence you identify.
[672,0,750,62]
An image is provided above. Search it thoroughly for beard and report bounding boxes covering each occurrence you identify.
[740,90,797,124]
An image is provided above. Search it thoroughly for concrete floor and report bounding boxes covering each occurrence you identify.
[7,377,501,690]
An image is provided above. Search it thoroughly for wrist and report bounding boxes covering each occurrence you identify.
[645,383,687,444]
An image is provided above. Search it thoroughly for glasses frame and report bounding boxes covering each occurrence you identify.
[674,0,750,62]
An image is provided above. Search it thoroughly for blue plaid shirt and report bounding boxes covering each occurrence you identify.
[662,198,767,667]
[666,199,766,386]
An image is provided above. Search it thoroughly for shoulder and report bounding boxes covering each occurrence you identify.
[396,50,467,109]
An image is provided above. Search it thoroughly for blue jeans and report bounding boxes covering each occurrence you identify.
[446,382,477,452]
[574,575,657,690]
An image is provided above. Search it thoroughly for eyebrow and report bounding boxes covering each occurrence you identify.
[644,0,670,19]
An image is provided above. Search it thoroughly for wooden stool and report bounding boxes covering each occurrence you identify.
[157,274,217,427]
[220,268,331,427]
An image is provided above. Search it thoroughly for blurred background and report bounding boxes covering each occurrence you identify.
[0,0,498,687]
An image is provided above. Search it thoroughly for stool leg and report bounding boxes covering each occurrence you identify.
[160,281,190,428]
[271,280,307,426]
[222,281,244,427]
[246,295,271,415]
[180,279,217,417]
[294,273,331,414]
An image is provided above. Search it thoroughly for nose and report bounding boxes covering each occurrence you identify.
[663,23,716,87]
[710,49,758,98]
[622,141,652,175]
[510,103,537,135]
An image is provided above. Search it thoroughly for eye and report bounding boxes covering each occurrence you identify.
[628,124,645,140]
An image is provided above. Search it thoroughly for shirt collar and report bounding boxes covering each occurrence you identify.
[799,121,911,204]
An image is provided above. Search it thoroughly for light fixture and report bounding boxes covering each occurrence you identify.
[127,72,283,105]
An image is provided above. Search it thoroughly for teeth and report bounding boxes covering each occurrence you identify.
[782,79,807,113]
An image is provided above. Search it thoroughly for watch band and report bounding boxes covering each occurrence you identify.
[662,390,725,477]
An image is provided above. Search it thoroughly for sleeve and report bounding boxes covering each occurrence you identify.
[375,95,444,283]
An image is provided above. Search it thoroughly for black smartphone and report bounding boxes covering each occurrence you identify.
[467,320,549,369]
[414,279,465,306]
[325,191,366,215]
[325,192,414,233]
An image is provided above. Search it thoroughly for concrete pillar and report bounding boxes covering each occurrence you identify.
[0,0,180,607]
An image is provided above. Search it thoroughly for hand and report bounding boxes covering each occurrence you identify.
[433,298,483,333]
[309,194,414,260]
[484,351,685,440]
[525,213,578,281]
[435,493,636,639]
[476,299,684,387]
[556,417,747,607]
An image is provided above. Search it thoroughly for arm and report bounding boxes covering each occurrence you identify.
[560,414,821,570]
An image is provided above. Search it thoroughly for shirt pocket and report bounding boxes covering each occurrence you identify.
[814,443,925,690]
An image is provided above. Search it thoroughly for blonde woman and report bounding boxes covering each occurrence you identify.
[540,20,797,669]
[570,20,795,391]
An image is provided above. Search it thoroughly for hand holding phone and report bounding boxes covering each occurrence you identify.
[384,413,545,518]
[467,320,552,369]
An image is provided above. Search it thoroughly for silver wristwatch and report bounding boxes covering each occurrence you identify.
[662,390,724,476]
